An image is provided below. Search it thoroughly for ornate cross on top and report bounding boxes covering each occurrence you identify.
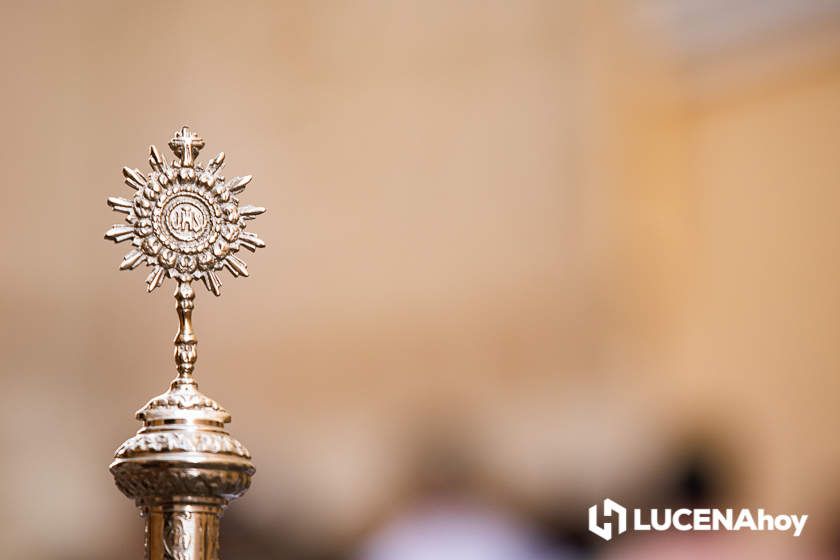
[169,126,205,168]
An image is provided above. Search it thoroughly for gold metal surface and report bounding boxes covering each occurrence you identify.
[105,127,265,559]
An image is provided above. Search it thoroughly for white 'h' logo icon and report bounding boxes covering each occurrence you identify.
[589,499,628,541]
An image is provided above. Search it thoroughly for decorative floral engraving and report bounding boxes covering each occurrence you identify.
[115,431,250,459]
[137,382,229,420]
[164,512,192,560]
[111,463,253,502]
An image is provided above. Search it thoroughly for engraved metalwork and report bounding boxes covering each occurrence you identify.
[115,431,251,459]
[164,512,192,560]
[105,127,261,560]
[106,126,265,295]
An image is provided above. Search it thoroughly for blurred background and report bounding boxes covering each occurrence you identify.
[1,1,840,558]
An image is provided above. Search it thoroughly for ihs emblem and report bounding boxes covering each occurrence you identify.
[105,126,265,295]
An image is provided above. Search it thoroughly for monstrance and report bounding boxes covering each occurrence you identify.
[105,127,265,559]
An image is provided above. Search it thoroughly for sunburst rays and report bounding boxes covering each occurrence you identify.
[105,127,266,295]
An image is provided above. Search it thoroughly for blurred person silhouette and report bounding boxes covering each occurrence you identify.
[356,427,579,560]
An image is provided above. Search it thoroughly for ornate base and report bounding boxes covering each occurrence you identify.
[111,461,253,560]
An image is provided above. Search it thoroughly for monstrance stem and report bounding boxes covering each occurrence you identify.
[173,281,197,386]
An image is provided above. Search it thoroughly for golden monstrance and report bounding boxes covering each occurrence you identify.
[105,127,265,560]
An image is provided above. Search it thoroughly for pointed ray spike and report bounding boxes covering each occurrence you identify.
[105,225,135,243]
[222,261,240,277]
[149,145,167,172]
[207,152,226,173]
[227,175,252,194]
[107,196,133,213]
[112,232,135,243]
[239,205,265,220]
[145,266,165,292]
[229,255,249,276]
[120,249,146,270]
[239,231,266,252]
[204,270,223,296]
[223,255,249,277]
[122,167,147,190]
